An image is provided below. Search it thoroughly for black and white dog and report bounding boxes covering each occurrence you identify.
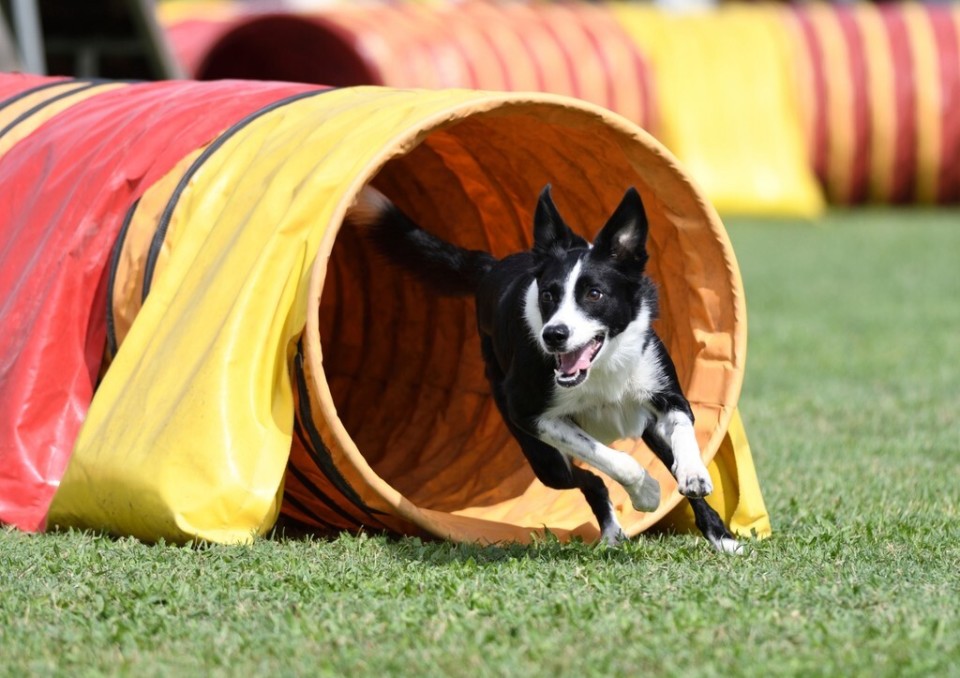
[349,184,741,553]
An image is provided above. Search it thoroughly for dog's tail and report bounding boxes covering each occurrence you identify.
[347,186,497,296]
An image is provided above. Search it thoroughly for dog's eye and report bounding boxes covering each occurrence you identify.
[585,288,603,302]
[540,290,555,304]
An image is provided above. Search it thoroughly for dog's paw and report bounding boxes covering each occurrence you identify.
[600,525,626,547]
[675,466,713,498]
[625,473,660,512]
[709,536,744,555]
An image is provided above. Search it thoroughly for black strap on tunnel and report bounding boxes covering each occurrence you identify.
[0,77,77,113]
[0,79,97,140]
[141,86,337,301]
[104,198,140,359]
[287,430,369,530]
[0,79,145,141]
[293,343,390,527]
[280,460,345,533]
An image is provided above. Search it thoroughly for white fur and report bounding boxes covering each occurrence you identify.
[540,259,605,353]
[599,502,626,546]
[348,186,391,227]
[523,280,544,343]
[543,301,663,444]
[535,417,660,512]
[653,410,713,497]
[711,536,744,555]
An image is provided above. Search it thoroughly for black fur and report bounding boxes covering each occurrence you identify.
[363,198,495,296]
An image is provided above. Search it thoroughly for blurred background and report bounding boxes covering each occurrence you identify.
[2,0,958,218]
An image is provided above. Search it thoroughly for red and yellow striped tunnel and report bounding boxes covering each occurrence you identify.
[0,74,769,545]
[171,2,658,135]
[784,2,960,204]
[163,1,960,209]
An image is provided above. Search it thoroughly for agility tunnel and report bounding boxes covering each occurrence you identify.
[167,2,659,137]
[613,3,825,218]
[161,0,960,210]
[0,73,769,545]
[159,1,822,218]
[784,2,960,204]
[0,74,316,532]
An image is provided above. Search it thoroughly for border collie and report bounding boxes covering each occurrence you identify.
[349,185,741,554]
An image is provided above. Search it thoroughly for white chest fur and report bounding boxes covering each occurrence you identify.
[570,400,656,446]
[542,322,666,445]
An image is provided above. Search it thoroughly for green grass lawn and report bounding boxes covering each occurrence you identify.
[2,209,959,677]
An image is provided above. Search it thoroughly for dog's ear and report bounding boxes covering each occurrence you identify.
[591,187,649,269]
[532,185,586,254]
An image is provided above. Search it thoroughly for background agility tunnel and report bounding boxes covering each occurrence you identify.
[0,74,769,544]
[160,2,821,218]
[161,1,960,210]
[783,2,960,204]
[167,2,658,135]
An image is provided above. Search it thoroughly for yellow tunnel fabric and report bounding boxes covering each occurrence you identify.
[615,5,825,218]
[49,86,769,545]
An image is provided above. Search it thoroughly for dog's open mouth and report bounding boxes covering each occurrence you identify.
[554,335,604,388]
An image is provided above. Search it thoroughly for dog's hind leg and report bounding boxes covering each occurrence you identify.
[571,467,625,546]
[689,497,742,554]
[503,417,625,545]
[641,429,742,554]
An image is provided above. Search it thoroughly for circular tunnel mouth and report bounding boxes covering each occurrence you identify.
[196,14,380,86]
[303,98,745,542]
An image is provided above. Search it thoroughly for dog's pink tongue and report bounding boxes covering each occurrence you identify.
[559,340,597,375]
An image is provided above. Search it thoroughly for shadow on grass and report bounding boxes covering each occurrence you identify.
[40,506,744,567]
[267,513,727,566]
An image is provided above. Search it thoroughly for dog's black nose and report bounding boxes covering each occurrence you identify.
[542,324,569,350]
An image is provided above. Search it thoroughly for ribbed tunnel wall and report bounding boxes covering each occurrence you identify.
[291,103,757,544]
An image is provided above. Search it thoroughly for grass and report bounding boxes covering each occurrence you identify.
[2,208,959,677]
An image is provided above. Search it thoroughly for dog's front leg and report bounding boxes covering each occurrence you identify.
[642,415,741,554]
[649,410,713,497]
[536,416,660,512]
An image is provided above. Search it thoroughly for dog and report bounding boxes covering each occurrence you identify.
[348,184,741,554]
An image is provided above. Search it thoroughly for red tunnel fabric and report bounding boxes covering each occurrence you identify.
[0,76,317,531]
[178,3,658,135]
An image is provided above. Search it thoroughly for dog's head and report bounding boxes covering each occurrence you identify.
[524,185,655,388]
